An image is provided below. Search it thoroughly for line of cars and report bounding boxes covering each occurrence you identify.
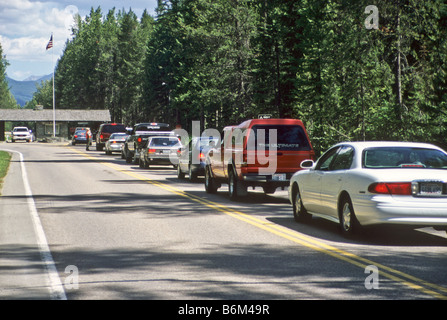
[83,119,447,238]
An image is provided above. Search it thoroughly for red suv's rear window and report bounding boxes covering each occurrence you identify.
[101,124,126,134]
[246,125,311,151]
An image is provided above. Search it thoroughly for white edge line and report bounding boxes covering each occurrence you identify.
[1,148,67,300]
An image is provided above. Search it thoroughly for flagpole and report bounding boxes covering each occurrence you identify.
[46,33,55,138]
[52,33,55,138]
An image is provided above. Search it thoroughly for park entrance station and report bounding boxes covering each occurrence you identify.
[0,108,111,141]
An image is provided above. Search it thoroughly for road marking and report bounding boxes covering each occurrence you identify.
[1,148,67,300]
[70,147,447,299]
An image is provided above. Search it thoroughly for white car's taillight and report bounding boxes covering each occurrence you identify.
[368,182,412,195]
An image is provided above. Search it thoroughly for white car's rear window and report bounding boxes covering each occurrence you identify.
[363,147,447,169]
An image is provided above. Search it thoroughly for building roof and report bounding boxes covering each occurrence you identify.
[0,109,111,122]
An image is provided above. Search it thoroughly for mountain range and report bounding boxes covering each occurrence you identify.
[6,74,53,107]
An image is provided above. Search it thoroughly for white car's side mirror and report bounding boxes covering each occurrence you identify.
[300,159,315,169]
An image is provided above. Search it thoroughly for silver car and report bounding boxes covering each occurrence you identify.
[289,141,447,236]
[139,136,182,169]
[105,133,128,155]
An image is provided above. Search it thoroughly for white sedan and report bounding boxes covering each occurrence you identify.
[289,141,447,236]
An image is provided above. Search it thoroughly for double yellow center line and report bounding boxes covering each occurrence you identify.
[70,147,447,300]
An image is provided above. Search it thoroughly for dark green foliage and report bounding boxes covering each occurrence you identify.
[54,7,154,123]
[50,1,447,152]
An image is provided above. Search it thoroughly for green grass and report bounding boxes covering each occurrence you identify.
[0,151,11,195]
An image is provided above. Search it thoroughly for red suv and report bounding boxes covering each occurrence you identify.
[95,123,127,151]
[205,118,315,199]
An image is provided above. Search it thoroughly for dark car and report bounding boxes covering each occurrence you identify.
[123,122,171,164]
[96,123,127,151]
[177,136,219,181]
[139,136,182,169]
[71,129,88,145]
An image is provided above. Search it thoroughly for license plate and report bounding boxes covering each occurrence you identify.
[272,173,286,181]
[419,182,443,196]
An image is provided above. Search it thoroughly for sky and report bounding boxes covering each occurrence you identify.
[0,0,158,81]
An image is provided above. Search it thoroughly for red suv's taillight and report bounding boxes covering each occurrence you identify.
[368,182,412,195]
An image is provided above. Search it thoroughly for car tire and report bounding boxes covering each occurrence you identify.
[125,148,132,163]
[228,168,247,200]
[339,195,360,237]
[263,186,276,194]
[205,166,218,194]
[177,164,185,179]
[293,185,311,223]
[188,165,198,182]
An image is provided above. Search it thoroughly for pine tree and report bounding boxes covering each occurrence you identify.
[24,79,53,109]
[0,42,18,109]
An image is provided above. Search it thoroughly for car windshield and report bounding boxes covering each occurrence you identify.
[150,138,180,147]
[246,125,311,151]
[363,147,447,169]
[14,128,28,132]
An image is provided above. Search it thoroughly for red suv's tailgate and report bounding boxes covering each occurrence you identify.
[241,121,315,175]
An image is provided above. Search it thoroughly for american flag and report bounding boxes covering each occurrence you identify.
[46,35,53,50]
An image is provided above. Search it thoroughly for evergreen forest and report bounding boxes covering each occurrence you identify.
[5,0,447,153]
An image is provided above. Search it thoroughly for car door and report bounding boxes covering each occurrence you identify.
[319,146,355,218]
[301,146,340,213]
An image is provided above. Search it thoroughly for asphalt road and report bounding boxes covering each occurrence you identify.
[1,142,447,301]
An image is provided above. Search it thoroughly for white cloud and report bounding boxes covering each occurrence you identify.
[0,0,77,64]
[1,0,157,80]
[1,35,51,61]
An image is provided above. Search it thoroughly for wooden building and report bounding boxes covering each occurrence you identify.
[0,108,111,141]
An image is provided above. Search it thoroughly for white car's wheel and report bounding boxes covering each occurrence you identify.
[293,185,311,222]
[339,196,360,236]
